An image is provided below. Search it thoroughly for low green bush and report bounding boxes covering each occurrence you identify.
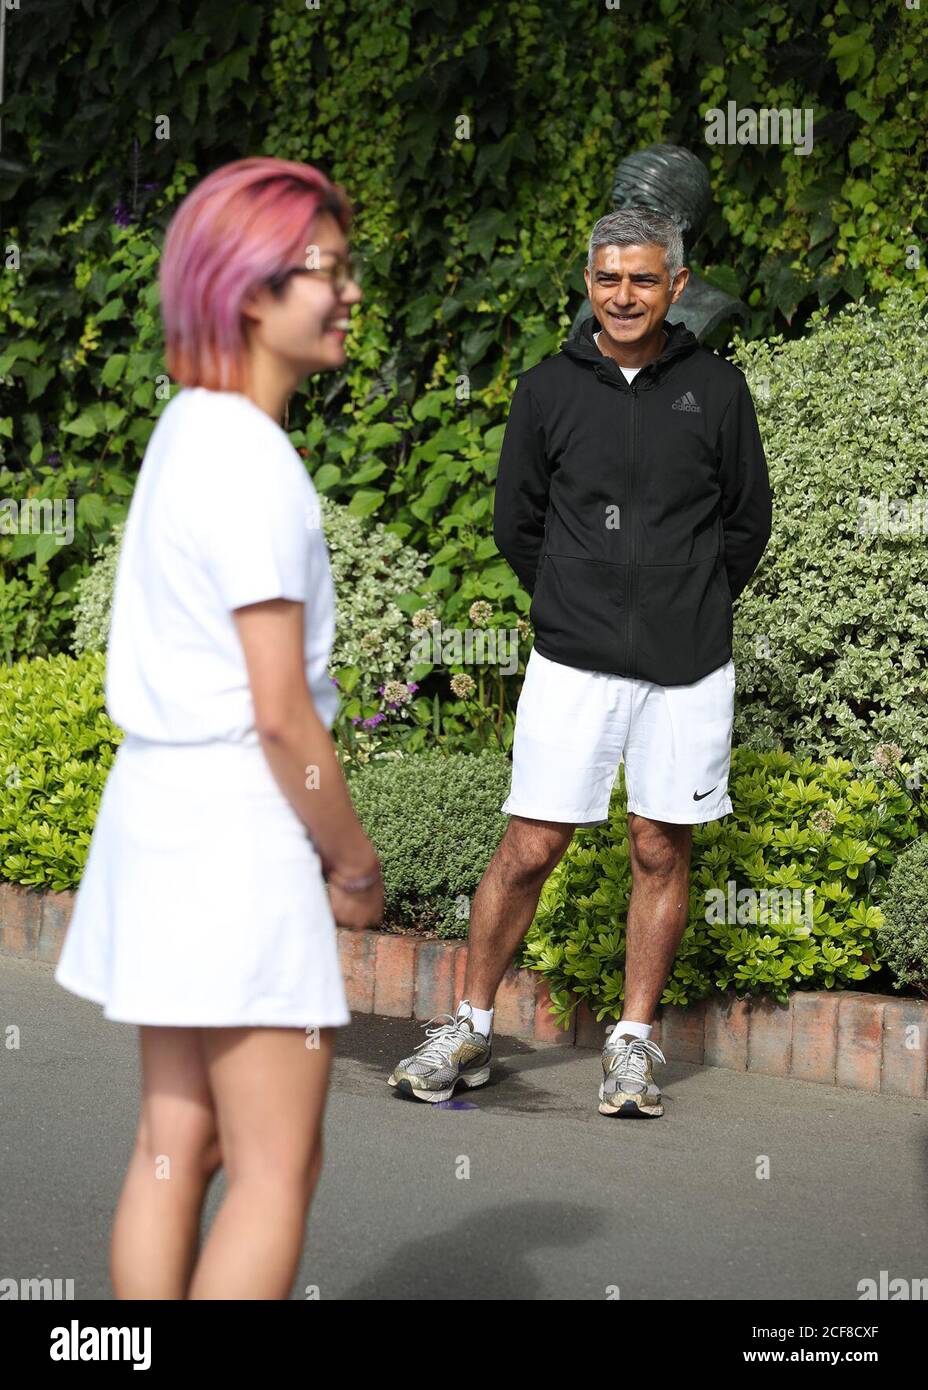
[2,649,924,1015]
[347,748,512,938]
[524,747,923,1026]
[878,836,928,1000]
[0,651,120,891]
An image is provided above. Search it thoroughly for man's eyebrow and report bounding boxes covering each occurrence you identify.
[595,270,660,278]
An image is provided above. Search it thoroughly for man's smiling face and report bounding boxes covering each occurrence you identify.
[584,242,687,352]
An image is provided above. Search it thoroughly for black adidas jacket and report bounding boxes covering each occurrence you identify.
[493,316,772,686]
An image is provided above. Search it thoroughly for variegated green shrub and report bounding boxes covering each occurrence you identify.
[729,288,928,770]
[68,524,125,657]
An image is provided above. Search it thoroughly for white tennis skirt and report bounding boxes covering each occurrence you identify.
[54,733,351,1028]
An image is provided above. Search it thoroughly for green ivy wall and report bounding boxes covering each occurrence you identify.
[1,0,925,662]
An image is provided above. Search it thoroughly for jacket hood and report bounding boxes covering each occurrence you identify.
[560,314,699,387]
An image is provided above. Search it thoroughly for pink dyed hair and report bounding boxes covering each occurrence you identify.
[159,156,352,392]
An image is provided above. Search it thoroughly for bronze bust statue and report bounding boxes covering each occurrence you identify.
[571,143,748,343]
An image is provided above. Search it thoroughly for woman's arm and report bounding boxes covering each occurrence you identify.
[233,596,383,929]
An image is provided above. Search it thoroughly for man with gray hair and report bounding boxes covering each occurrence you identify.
[388,208,772,1120]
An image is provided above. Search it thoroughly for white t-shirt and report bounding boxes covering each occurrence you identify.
[105,387,339,745]
[593,330,641,382]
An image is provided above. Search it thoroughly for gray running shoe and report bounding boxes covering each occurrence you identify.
[598,1030,666,1117]
[388,1000,492,1103]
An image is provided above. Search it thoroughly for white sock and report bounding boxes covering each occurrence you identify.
[458,999,493,1039]
[611,1019,651,1041]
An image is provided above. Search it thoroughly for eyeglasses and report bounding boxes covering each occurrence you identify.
[268,253,361,297]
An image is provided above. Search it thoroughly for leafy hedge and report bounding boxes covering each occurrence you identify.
[50,284,928,771]
[68,496,431,714]
[2,651,923,1015]
[525,747,925,1022]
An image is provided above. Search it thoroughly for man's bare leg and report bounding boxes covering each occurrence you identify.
[621,812,694,1024]
[463,816,575,1009]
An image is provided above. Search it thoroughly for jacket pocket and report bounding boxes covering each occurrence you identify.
[529,553,627,672]
[636,557,730,684]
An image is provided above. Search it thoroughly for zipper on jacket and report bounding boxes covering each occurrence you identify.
[626,381,640,677]
[595,360,646,676]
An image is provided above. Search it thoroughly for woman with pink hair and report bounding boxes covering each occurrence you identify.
[54,157,383,1298]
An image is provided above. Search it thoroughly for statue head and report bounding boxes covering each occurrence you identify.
[611,144,713,255]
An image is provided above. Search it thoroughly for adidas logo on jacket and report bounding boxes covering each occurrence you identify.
[492,316,773,686]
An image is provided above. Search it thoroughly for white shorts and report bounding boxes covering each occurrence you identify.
[501,647,735,826]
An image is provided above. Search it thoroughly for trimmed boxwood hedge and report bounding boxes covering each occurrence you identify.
[878,836,928,1000]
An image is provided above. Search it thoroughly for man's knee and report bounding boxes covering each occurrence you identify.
[628,818,690,877]
[501,819,573,884]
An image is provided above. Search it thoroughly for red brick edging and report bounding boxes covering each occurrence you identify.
[3,884,926,1099]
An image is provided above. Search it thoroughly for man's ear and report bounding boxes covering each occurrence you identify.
[583,267,592,298]
[669,267,690,304]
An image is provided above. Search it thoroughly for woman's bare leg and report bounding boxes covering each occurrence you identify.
[186,1026,335,1300]
[111,1026,222,1300]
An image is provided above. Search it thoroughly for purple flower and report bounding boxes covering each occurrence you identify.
[362,713,386,728]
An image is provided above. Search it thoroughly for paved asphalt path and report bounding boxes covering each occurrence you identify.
[2,955,927,1301]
